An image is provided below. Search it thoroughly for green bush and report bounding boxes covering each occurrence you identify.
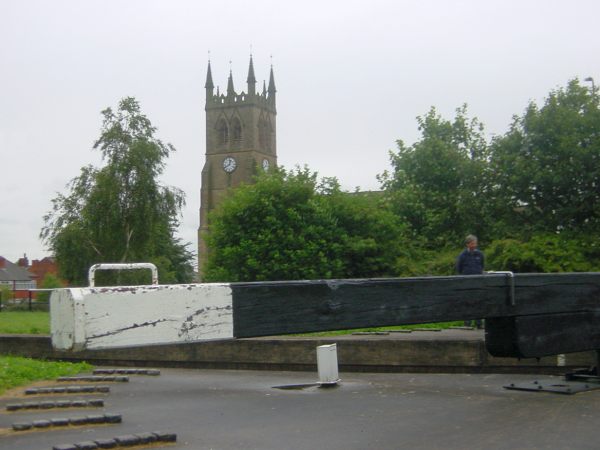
[423,248,459,276]
[204,168,408,282]
[486,235,597,273]
[395,247,458,277]
[37,272,65,302]
[0,285,11,302]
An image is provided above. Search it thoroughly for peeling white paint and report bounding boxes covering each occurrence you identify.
[50,284,233,350]
[50,288,87,351]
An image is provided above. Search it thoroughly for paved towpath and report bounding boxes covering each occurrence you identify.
[1,368,599,449]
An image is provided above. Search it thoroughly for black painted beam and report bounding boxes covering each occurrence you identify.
[231,273,600,338]
[486,312,600,358]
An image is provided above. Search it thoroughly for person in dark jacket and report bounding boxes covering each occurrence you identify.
[456,234,484,275]
[456,234,484,328]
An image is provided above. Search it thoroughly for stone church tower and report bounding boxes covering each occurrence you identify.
[198,57,277,278]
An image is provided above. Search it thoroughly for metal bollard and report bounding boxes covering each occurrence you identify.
[317,343,340,385]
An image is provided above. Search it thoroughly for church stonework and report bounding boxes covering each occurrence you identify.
[198,57,277,278]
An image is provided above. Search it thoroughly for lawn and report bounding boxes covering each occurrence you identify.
[0,311,50,335]
[294,321,465,337]
[0,355,92,394]
[0,311,464,337]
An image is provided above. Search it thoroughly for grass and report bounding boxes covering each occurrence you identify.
[0,312,465,337]
[294,321,465,337]
[0,311,50,335]
[0,356,92,395]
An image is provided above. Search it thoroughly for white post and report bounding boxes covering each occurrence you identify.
[317,343,340,385]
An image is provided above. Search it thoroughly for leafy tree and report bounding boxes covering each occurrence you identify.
[331,190,407,278]
[203,167,407,282]
[380,105,491,247]
[380,79,600,275]
[490,79,600,235]
[41,97,194,286]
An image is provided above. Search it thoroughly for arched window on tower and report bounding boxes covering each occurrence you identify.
[231,117,242,147]
[216,118,229,147]
[258,117,269,151]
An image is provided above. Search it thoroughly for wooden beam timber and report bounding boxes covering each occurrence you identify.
[231,273,600,338]
[51,272,600,354]
[486,312,600,358]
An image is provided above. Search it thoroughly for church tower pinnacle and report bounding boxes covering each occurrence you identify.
[205,60,214,94]
[268,65,276,109]
[247,55,257,96]
[226,69,235,97]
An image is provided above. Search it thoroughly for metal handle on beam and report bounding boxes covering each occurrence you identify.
[88,263,159,287]
[488,271,515,306]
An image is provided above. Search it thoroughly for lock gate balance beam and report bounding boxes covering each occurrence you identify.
[50,272,600,358]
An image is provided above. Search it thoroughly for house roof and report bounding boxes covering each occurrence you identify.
[0,256,33,282]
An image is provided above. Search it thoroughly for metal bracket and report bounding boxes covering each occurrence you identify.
[504,377,600,394]
[488,271,515,306]
[88,263,159,287]
[505,350,600,395]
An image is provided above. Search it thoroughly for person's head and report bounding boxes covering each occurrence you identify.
[465,234,478,251]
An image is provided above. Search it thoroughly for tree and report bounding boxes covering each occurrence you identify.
[380,105,491,247]
[490,79,600,235]
[36,272,65,303]
[41,97,194,286]
[203,167,407,282]
[330,190,407,279]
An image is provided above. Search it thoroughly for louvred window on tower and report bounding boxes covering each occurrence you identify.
[217,118,229,146]
[231,117,242,146]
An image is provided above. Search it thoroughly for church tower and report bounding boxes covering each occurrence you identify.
[198,56,277,278]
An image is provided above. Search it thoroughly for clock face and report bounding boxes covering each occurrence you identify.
[262,158,270,171]
[223,156,237,173]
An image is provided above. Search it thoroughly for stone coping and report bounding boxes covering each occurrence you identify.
[0,331,595,374]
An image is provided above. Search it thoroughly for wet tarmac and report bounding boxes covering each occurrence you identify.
[1,368,599,449]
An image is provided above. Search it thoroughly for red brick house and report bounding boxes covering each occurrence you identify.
[1,254,62,300]
[26,256,60,285]
[0,255,36,299]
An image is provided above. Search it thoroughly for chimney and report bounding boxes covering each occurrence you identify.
[17,253,29,268]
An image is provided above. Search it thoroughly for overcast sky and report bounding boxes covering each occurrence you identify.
[2,0,599,265]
